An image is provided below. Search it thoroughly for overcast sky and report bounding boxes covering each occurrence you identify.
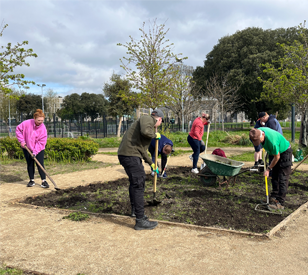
[1,0,307,97]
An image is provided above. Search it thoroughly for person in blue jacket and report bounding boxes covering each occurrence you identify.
[253,112,283,167]
[148,134,173,178]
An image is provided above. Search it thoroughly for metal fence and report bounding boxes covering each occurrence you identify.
[0,114,255,139]
[1,116,137,138]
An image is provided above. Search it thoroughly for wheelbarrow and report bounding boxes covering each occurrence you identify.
[198,154,245,187]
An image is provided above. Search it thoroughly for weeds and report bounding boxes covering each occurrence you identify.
[62,212,90,221]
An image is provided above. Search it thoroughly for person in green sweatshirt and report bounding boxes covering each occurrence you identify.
[249,127,293,210]
[118,109,163,230]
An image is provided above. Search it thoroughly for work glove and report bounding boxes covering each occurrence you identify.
[150,163,159,174]
[155,133,161,140]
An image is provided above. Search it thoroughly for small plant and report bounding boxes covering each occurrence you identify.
[62,211,89,221]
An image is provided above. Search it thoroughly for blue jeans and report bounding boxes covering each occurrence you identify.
[187,135,205,169]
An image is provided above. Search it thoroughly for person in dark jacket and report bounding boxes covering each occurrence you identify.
[117,109,163,230]
[253,112,283,168]
[250,128,292,210]
[148,134,173,178]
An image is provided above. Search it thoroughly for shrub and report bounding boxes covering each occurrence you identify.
[0,137,99,161]
[0,137,24,159]
[46,138,99,161]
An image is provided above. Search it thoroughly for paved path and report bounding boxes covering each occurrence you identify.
[1,148,308,275]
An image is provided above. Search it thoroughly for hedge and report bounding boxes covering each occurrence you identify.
[0,137,99,161]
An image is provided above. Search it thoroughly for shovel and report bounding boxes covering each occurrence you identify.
[24,145,61,191]
[161,152,172,178]
[148,131,161,206]
[204,123,210,154]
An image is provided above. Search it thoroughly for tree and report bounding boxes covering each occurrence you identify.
[103,73,138,137]
[117,19,187,109]
[205,73,241,131]
[0,23,37,96]
[166,64,207,129]
[80,92,108,122]
[259,21,308,146]
[57,93,83,121]
[0,88,20,122]
[192,26,300,122]
[44,89,58,120]
[15,93,43,119]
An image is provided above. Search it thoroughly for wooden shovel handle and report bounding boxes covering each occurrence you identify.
[153,130,159,193]
[205,123,210,154]
[24,145,59,189]
[291,154,308,174]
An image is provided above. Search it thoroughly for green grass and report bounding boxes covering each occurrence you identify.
[91,129,302,149]
[63,212,90,221]
[0,264,23,275]
[229,152,255,162]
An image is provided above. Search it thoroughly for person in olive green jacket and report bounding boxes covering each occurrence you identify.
[118,109,163,230]
[249,127,292,210]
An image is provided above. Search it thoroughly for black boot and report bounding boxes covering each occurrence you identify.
[131,206,136,217]
[134,216,158,230]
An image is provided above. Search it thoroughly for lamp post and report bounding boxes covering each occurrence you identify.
[37,84,46,113]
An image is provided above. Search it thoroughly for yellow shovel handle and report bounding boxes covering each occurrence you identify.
[263,148,268,197]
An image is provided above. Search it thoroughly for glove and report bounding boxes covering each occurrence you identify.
[151,163,159,174]
[155,133,161,140]
[32,153,36,159]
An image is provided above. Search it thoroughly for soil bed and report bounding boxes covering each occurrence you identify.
[22,167,308,234]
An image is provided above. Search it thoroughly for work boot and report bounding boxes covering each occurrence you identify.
[27,180,35,187]
[268,200,284,210]
[134,216,158,230]
[131,206,136,217]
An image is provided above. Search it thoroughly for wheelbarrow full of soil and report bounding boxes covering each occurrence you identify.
[198,154,244,187]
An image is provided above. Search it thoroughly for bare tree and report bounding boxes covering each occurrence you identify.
[205,73,242,131]
[45,89,58,120]
[117,19,187,109]
[167,64,208,130]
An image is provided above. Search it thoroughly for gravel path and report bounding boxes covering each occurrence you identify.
[1,147,308,275]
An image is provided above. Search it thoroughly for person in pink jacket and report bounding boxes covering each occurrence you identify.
[16,109,49,188]
[187,113,210,174]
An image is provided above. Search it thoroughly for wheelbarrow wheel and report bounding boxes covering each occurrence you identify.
[199,166,217,186]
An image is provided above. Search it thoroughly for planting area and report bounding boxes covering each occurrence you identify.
[22,166,308,234]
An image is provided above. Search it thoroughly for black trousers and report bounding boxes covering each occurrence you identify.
[148,144,168,172]
[270,147,292,205]
[118,155,146,219]
[22,149,46,180]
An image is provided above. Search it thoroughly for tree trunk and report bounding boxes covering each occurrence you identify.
[221,104,224,132]
[300,110,308,147]
[117,117,122,138]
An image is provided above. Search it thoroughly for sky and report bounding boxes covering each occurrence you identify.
[1,0,307,98]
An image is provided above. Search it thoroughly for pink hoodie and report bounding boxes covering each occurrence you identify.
[16,119,47,155]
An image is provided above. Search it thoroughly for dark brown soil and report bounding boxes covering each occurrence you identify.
[22,167,308,234]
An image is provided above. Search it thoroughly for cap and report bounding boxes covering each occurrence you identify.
[151,109,164,122]
[249,128,262,146]
[258,112,266,118]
